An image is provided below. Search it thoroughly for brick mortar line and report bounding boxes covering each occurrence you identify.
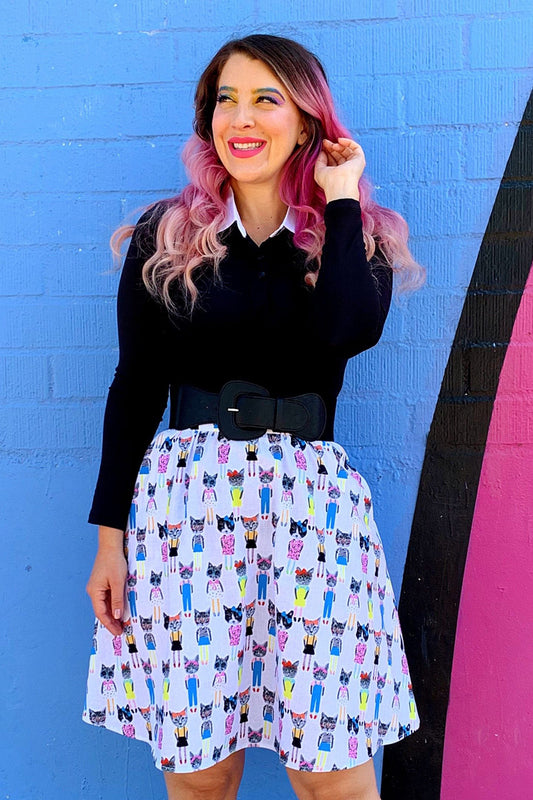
[3,10,532,37]
[1,66,531,92]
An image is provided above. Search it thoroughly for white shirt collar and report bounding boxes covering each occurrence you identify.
[218,187,297,239]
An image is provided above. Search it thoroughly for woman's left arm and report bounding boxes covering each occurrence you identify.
[310,138,393,358]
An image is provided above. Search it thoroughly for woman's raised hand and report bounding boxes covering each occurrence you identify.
[313,136,366,203]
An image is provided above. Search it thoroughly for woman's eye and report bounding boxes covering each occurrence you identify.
[257,95,279,105]
[216,94,233,103]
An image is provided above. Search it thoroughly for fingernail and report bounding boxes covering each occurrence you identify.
[114,608,121,619]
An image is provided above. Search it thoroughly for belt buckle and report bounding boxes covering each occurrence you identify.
[218,380,270,440]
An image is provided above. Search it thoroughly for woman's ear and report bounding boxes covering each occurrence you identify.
[297,127,308,146]
[297,117,308,146]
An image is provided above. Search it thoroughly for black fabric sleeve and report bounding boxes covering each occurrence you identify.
[88,207,172,530]
[310,198,393,358]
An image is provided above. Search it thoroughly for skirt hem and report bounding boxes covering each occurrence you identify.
[81,711,420,774]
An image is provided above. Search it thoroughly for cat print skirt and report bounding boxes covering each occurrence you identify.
[82,423,420,774]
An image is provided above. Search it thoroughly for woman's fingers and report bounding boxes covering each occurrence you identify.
[86,549,127,636]
[91,584,123,635]
[323,137,363,163]
[91,585,123,635]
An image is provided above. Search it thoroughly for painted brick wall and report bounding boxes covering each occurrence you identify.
[1,2,531,798]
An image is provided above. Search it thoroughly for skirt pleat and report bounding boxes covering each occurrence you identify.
[82,423,419,773]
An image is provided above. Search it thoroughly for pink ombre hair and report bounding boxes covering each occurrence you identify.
[111,34,425,315]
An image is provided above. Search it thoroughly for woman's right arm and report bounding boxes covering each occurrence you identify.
[86,204,171,634]
[88,204,171,530]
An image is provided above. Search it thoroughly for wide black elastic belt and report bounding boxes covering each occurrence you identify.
[170,380,327,441]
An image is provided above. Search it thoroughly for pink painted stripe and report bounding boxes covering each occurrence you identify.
[441,265,533,799]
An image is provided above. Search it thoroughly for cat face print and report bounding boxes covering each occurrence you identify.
[179,562,194,579]
[170,708,188,727]
[223,693,238,712]
[203,471,217,488]
[359,672,371,690]
[282,473,296,491]
[277,609,294,629]
[227,469,245,487]
[234,560,246,578]
[350,490,360,506]
[294,568,313,586]
[88,709,106,726]
[139,615,153,632]
[302,618,319,635]
[223,604,243,622]
[214,654,229,671]
[356,623,370,642]
[100,664,115,680]
[252,641,267,658]
[290,710,307,729]
[206,562,222,579]
[256,553,272,572]
[327,483,341,499]
[164,613,182,632]
[150,571,162,587]
[282,660,299,679]
[247,727,262,744]
[194,609,211,626]
[335,529,352,546]
[289,518,308,538]
[259,466,274,483]
[241,515,259,532]
[325,570,338,588]
[262,686,275,703]
[319,712,338,731]
[239,687,251,704]
[184,655,200,674]
[126,571,137,588]
[216,513,235,532]
[330,618,346,636]
[189,516,206,533]
[339,667,352,685]
[312,662,328,681]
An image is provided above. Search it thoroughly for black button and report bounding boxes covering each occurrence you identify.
[258,271,266,279]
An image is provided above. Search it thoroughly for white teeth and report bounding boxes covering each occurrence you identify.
[232,141,264,150]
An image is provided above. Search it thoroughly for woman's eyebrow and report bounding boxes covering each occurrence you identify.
[253,87,284,98]
[217,85,284,98]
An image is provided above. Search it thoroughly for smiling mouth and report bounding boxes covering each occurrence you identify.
[228,140,267,157]
[231,141,264,150]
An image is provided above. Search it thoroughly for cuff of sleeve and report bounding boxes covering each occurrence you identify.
[323,197,362,221]
[88,508,128,531]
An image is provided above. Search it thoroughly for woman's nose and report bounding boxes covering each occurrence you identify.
[231,102,255,128]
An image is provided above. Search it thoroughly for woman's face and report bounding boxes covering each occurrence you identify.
[211,53,308,193]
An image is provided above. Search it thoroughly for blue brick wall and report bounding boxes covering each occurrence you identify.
[1,2,531,798]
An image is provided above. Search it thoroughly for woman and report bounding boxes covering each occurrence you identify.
[83,33,423,800]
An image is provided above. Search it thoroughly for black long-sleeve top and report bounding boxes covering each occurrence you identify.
[88,197,393,530]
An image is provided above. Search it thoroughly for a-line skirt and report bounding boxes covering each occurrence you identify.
[82,422,420,774]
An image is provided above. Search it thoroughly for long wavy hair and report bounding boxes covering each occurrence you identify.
[111,34,425,315]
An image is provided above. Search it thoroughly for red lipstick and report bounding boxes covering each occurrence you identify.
[228,137,267,158]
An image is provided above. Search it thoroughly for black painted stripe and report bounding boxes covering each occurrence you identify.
[381,89,533,799]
